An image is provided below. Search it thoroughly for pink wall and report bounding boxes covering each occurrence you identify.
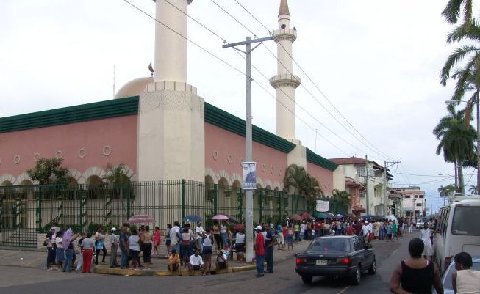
[307,162,334,195]
[0,115,137,179]
[204,123,287,186]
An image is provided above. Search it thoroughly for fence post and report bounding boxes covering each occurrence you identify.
[237,190,243,222]
[258,189,263,224]
[213,184,218,216]
[181,180,186,222]
[35,187,41,232]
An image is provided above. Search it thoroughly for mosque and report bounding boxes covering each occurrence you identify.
[0,0,339,188]
[0,0,370,232]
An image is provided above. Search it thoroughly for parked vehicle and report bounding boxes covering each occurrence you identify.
[433,256,480,294]
[416,218,426,229]
[433,198,480,273]
[295,235,376,285]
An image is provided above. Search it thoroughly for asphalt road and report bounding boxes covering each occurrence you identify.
[0,233,414,294]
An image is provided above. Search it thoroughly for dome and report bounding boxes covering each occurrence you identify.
[114,77,153,99]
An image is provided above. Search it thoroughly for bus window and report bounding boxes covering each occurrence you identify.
[451,206,480,236]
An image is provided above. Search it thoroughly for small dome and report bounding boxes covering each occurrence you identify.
[115,77,153,99]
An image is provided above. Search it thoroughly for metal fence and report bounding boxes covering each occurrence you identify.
[0,181,343,248]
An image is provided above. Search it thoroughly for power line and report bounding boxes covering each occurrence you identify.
[160,0,353,155]
[231,0,392,160]
[206,2,365,155]
[122,0,351,155]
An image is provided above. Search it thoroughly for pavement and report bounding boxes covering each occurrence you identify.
[0,240,311,277]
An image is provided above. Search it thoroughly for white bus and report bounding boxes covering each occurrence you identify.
[433,197,480,273]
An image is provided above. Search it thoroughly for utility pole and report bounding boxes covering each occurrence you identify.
[383,160,400,216]
[365,155,369,215]
[223,35,273,263]
[476,93,480,195]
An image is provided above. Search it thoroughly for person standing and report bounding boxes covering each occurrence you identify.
[420,224,433,260]
[119,223,130,269]
[95,227,107,265]
[195,222,205,251]
[128,228,141,269]
[165,224,172,256]
[254,225,265,277]
[452,252,480,293]
[170,221,181,254]
[109,227,119,268]
[142,226,153,264]
[81,232,95,273]
[264,224,274,273]
[153,226,161,256]
[202,229,214,274]
[390,238,443,294]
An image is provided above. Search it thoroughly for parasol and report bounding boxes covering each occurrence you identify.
[212,214,229,220]
[128,214,155,224]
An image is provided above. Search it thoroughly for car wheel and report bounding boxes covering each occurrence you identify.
[301,275,313,284]
[350,266,361,285]
[368,259,376,275]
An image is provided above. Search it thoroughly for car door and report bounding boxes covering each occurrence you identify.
[352,237,364,268]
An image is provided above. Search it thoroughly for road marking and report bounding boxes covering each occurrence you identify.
[336,286,350,294]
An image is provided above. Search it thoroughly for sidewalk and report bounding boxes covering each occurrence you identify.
[0,240,311,277]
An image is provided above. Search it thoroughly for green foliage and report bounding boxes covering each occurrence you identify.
[442,0,473,25]
[283,164,324,209]
[102,163,131,185]
[27,158,69,185]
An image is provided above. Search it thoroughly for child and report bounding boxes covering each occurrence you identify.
[287,225,294,251]
[216,250,228,270]
[153,226,161,255]
[168,249,180,273]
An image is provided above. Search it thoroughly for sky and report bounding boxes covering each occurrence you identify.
[0,0,471,213]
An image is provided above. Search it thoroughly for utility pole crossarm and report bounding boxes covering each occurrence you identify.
[222,36,274,48]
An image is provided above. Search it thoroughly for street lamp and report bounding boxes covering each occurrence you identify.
[445,99,479,195]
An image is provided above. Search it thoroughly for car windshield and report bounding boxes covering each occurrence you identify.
[307,238,349,252]
[451,206,480,236]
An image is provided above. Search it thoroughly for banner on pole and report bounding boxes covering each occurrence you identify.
[316,200,329,212]
[242,162,257,190]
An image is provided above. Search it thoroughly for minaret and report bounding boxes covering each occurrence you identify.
[270,0,301,141]
[137,0,205,182]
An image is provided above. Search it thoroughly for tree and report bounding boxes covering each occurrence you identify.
[27,158,69,185]
[102,163,131,185]
[442,0,474,25]
[433,105,476,194]
[283,164,323,211]
[332,189,350,214]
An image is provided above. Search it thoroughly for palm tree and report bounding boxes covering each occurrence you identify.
[283,164,323,211]
[442,0,474,25]
[332,189,350,214]
[433,105,477,194]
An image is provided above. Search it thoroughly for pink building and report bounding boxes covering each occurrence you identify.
[0,96,337,191]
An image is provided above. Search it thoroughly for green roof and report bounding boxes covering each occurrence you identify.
[204,102,295,153]
[307,148,338,171]
[0,97,139,132]
[0,96,337,170]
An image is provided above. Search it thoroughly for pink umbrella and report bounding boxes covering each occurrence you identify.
[212,214,229,221]
[128,214,155,224]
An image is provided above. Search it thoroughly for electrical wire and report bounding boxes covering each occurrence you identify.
[231,0,393,160]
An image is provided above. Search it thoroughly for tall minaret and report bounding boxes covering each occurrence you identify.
[270,0,301,141]
[138,0,205,182]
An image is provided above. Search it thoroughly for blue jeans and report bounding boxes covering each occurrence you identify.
[256,254,265,275]
[63,249,74,272]
[121,250,129,268]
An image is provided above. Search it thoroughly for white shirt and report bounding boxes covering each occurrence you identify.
[300,223,306,233]
[235,233,245,244]
[195,226,205,239]
[170,226,180,245]
[362,225,370,236]
[189,254,204,266]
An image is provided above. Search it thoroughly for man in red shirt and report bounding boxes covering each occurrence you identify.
[254,225,265,277]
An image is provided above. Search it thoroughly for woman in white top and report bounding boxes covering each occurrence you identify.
[453,252,480,294]
[128,228,141,268]
[420,224,433,259]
